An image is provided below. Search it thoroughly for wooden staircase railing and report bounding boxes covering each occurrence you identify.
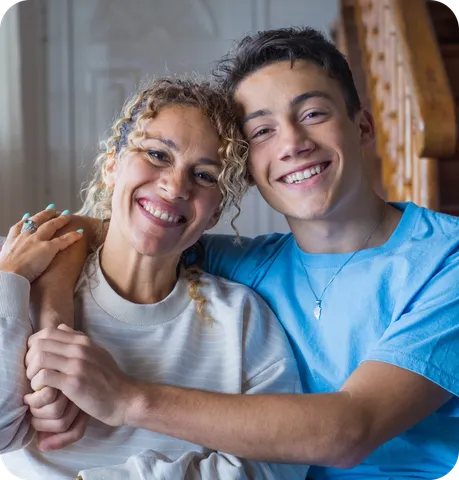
[341,0,457,210]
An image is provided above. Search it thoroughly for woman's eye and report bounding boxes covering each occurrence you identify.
[147,150,167,162]
[195,171,217,184]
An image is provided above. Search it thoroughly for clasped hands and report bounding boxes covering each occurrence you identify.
[24,324,136,451]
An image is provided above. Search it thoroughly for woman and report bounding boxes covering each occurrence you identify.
[0,78,308,479]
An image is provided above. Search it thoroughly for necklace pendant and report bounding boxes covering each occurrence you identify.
[314,300,322,320]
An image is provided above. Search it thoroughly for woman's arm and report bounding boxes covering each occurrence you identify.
[0,210,83,452]
[30,214,104,329]
[0,271,35,452]
[26,214,104,451]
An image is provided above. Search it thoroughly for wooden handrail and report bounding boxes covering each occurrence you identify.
[353,0,457,209]
[390,0,455,157]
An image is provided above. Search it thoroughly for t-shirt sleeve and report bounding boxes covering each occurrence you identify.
[200,233,287,288]
[200,234,253,281]
[365,249,459,413]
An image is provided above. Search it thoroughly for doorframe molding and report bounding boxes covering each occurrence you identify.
[45,0,78,210]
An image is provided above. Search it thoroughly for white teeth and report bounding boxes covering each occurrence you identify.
[283,164,324,184]
[140,202,181,223]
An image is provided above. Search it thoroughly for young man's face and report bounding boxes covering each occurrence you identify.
[234,60,374,223]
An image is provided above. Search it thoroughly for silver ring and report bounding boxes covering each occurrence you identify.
[21,219,38,234]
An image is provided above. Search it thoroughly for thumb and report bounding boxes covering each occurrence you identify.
[57,324,84,335]
[57,324,74,332]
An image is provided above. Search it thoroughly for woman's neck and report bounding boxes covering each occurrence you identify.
[100,229,180,305]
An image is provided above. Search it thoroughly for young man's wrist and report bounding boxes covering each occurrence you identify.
[123,381,163,430]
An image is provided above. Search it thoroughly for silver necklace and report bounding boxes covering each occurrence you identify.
[298,203,387,320]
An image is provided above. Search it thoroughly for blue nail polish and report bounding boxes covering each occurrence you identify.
[60,210,70,216]
[22,213,31,220]
[46,204,55,210]
[76,229,84,234]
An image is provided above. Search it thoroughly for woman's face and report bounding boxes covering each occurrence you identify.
[105,104,223,260]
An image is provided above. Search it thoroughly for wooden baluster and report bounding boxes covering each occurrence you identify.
[404,84,413,202]
[419,158,439,210]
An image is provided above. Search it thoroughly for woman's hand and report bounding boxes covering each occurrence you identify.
[0,209,83,283]
[26,325,137,427]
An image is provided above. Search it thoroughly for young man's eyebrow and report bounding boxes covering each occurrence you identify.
[240,91,332,127]
[241,109,272,127]
[291,91,333,107]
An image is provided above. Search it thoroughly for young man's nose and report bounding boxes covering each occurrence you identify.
[277,123,316,161]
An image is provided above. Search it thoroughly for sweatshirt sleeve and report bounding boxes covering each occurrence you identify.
[0,271,35,453]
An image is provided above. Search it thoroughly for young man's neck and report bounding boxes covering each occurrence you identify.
[289,192,402,254]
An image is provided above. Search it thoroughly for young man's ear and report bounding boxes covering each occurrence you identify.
[103,154,118,188]
[357,109,376,148]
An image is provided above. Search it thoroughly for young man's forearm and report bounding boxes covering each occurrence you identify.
[125,384,363,468]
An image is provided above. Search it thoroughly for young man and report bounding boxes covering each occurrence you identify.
[14,28,459,478]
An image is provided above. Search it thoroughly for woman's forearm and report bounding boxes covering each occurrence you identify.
[125,383,362,467]
[30,215,103,329]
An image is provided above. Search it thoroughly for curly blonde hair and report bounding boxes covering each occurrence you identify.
[79,77,250,324]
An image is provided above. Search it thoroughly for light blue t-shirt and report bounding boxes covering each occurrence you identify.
[201,202,459,479]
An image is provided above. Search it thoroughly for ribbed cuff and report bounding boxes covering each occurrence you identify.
[0,271,30,320]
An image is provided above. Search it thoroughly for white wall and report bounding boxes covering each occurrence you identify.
[0,0,338,235]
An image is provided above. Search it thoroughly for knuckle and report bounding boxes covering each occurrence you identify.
[40,328,54,340]
[42,387,57,405]
[72,361,86,379]
[68,374,82,392]
[80,336,92,348]
[55,419,70,433]
[73,345,87,359]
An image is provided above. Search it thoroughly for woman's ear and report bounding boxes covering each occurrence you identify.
[103,154,118,188]
[205,208,221,231]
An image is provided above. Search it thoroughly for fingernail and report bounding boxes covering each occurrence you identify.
[22,213,31,220]
[60,210,70,216]
[76,229,84,233]
[46,204,55,210]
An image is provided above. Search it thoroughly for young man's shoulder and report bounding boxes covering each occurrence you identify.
[200,232,294,286]
[394,202,459,252]
[198,270,271,308]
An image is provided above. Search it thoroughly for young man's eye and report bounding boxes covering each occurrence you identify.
[195,171,218,185]
[302,111,325,121]
[251,128,272,140]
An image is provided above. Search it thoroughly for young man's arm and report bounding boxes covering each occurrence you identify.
[124,362,451,468]
[124,250,459,467]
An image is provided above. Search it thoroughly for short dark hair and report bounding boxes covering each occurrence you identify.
[213,26,361,118]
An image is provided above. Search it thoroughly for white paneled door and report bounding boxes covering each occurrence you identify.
[46,0,337,236]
